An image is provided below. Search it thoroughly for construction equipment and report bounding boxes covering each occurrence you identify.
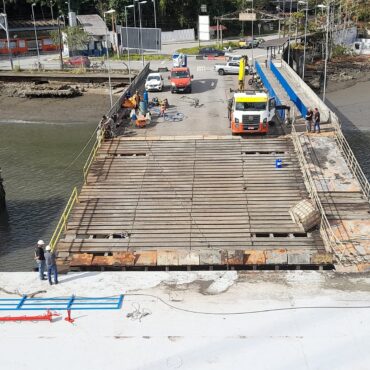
[228,57,275,134]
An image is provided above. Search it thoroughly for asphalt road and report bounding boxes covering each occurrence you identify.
[125,57,284,137]
[128,58,234,136]
[0,34,280,71]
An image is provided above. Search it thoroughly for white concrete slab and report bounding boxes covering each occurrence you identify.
[0,271,369,370]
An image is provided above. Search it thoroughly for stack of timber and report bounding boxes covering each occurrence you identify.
[56,137,332,270]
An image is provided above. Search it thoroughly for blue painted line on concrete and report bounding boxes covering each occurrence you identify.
[0,295,124,311]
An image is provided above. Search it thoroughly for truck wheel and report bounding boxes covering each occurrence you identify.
[218,69,225,76]
[171,88,174,94]
[188,86,192,93]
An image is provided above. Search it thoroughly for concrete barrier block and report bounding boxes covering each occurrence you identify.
[310,253,333,264]
[266,249,288,264]
[244,250,266,264]
[157,251,179,266]
[227,250,244,265]
[135,251,157,266]
[178,251,200,265]
[288,253,311,265]
[113,252,135,266]
[70,253,93,266]
[199,251,222,265]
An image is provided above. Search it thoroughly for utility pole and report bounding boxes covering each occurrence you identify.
[152,0,157,29]
[31,3,41,71]
[1,0,13,70]
[57,16,63,70]
[287,0,293,65]
[50,1,54,21]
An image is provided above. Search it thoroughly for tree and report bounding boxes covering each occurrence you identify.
[50,26,90,55]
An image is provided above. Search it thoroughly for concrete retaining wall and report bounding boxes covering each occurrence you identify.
[107,62,150,117]
[279,60,331,122]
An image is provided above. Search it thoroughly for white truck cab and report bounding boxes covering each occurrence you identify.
[229,91,276,134]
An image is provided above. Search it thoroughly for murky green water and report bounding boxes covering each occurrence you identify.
[0,122,96,271]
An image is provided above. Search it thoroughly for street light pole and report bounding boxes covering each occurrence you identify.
[31,3,41,71]
[323,4,330,103]
[50,1,54,21]
[245,0,254,66]
[104,9,116,108]
[302,3,309,79]
[251,0,254,66]
[137,0,147,67]
[125,5,135,83]
[152,0,157,29]
[317,3,330,103]
[0,11,13,70]
[133,0,136,27]
[287,0,293,65]
[57,15,63,70]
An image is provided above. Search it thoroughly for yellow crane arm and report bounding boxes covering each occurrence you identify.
[238,56,247,91]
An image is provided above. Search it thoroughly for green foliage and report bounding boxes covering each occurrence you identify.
[50,26,91,54]
[177,41,239,55]
[332,45,352,57]
[358,7,370,22]
[111,54,172,61]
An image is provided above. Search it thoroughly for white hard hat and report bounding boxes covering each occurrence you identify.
[37,240,45,246]
[45,245,51,251]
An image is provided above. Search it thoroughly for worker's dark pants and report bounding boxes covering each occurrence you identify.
[314,121,321,133]
[47,265,58,284]
[37,260,45,280]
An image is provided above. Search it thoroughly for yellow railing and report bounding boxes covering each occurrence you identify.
[49,186,79,252]
[83,128,105,183]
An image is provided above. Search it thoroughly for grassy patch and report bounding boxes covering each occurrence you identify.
[111,54,171,61]
[177,41,240,55]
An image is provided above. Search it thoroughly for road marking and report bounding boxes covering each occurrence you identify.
[196,66,214,72]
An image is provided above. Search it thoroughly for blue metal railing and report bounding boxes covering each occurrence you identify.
[255,61,285,120]
[0,295,124,311]
[269,61,307,117]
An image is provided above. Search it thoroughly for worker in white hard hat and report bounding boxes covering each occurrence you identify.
[44,245,58,285]
[34,240,46,280]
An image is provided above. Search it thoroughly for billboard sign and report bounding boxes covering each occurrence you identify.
[198,15,210,41]
[239,12,257,21]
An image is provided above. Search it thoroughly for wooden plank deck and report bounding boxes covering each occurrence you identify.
[56,136,331,269]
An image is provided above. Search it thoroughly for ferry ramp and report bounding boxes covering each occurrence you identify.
[52,58,368,272]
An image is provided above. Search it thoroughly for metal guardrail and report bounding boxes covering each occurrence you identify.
[49,63,151,251]
[83,128,105,183]
[276,60,370,204]
[331,114,370,203]
[290,122,348,263]
[49,187,79,252]
[0,295,124,311]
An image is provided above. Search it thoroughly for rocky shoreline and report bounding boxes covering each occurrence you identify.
[306,55,370,93]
